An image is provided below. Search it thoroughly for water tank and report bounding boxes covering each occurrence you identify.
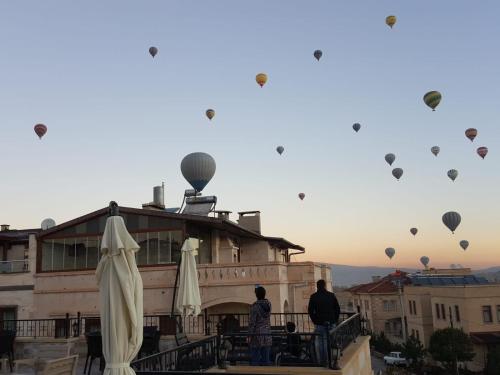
[153,184,164,207]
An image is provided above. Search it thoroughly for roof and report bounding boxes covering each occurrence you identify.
[470,332,500,345]
[347,272,410,294]
[408,274,490,286]
[0,228,40,242]
[38,206,304,251]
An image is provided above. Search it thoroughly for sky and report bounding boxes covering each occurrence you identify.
[1,1,499,269]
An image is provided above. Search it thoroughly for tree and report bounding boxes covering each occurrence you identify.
[401,336,426,370]
[485,346,500,375]
[428,328,475,373]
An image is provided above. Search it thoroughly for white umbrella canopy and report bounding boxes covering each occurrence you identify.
[96,214,143,375]
[176,238,202,316]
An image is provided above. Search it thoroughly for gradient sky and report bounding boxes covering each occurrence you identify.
[1,1,499,269]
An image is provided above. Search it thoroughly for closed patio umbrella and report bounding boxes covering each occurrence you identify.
[176,238,202,316]
[96,203,143,374]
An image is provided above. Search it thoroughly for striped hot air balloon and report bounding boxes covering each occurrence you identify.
[180,152,216,192]
[442,211,461,233]
[447,169,458,181]
[34,124,47,139]
[256,73,268,88]
[385,247,396,259]
[386,15,397,28]
[465,128,477,142]
[423,91,442,111]
[477,147,488,159]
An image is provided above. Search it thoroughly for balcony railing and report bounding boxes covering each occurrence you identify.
[0,260,29,273]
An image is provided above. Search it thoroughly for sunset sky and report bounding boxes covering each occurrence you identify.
[1,1,499,269]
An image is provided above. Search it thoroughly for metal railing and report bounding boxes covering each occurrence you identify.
[328,313,362,369]
[131,335,218,373]
[3,312,356,339]
[0,260,29,273]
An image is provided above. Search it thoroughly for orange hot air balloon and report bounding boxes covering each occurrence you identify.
[465,128,477,142]
[298,193,305,200]
[34,124,47,139]
[256,73,268,88]
[477,147,488,159]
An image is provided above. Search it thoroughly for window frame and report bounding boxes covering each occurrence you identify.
[482,305,493,323]
[441,304,446,320]
[455,305,461,322]
[435,303,441,319]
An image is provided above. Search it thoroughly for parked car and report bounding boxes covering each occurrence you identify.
[383,351,408,367]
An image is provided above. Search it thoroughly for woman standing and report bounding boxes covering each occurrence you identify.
[248,286,272,365]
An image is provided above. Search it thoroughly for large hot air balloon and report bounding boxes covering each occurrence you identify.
[459,240,469,251]
[180,152,216,192]
[410,228,418,236]
[392,168,403,180]
[34,124,47,139]
[206,109,215,121]
[423,91,442,111]
[298,193,305,201]
[385,153,395,166]
[447,169,458,182]
[352,123,361,133]
[256,73,267,88]
[477,147,488,159]
[385,247,395,259]
[313,50,322,61]
[431,146,440,156]
[149,46,158,58]
[420,256,429,267]
[465,128,477,142]
[442,211,461,233]
[386,15,397,28]
[276,146,284,155]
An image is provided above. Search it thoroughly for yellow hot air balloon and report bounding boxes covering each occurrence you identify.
[386,15,397,29]
[206,109,215,120]
[256,73,267,88]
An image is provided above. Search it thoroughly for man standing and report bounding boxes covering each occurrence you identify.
[308,279,340,366]
[248,286,272,365]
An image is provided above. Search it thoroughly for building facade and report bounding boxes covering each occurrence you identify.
[1,206,331,322]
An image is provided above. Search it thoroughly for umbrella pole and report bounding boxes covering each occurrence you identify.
[170,255,182,317]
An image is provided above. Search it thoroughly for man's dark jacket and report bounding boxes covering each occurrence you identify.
[308,289,341,326]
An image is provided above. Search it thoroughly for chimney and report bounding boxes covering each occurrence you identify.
[1,224,10,231]
[142,183,166,210]
[237,211,261,234]
[215,211,232,220]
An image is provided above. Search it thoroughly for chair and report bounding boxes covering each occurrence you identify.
[84,332,104,374]
[175,332,189,347]
[41,355,78,375]
[0,330,16,372]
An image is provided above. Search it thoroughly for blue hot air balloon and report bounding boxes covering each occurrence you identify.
[180,152,216,192]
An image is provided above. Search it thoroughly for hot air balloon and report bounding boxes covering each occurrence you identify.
[442,211,461,233]
[385,153,395,166]
[465,128,477,142]
[352,123,361,132]
[149,46,158,58]
[420,256,429,267]
[206,109,215,121]
[423,91,442,111]
[447,169,458,182]
[276,146,284,155]
[34,124,47,139]
[180,152,216,192]
[431,146,440,156]
[477,147,488,159]
[385,247,395,259]
[256,73,267,88]
[392,168,403,180]
[410,228,418,236]
[386,15,397,28]
[313,50,322,61]
[459,240,469,251]
[298,193,305,201]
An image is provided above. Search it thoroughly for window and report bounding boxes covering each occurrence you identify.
[408,300,413,314]
[412,301,417,315]
[0,307,17,331]
[383,300,396,312]
[441,304,446,320]
[497,305,500,322]
[364,300,369,311]
[435,303,441,319]
[455,305,461,322]
[483,306,493,323]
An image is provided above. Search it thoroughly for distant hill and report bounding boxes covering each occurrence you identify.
[327,264,500,287]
